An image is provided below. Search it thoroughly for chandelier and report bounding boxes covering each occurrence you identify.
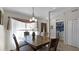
[30,7,37,22]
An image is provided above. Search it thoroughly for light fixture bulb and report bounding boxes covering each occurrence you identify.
[35,19,37,22]
[30,18,32,21]
[32,17,35,21]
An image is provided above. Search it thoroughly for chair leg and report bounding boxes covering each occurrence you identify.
[54,47,56,51]
[54,46,57,51]
[16,48,20,51]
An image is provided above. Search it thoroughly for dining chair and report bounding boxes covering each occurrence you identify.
[48,38,59,51]
[24,32,30,43]
[13,34,20,51]
[24,32,29,36]
[12,34,33,51]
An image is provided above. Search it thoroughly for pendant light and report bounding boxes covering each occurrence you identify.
[30,7,37,22]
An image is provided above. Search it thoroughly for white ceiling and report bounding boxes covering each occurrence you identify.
[3,7,68,19]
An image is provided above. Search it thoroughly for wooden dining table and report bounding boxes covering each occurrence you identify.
[25,35,49,51]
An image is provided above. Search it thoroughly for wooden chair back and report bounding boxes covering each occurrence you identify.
[48,38,59,51]
[24,32,29,36]
[13,34,20,51]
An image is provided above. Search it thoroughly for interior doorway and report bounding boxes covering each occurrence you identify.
[41,23,47,36]
[56,21,64,40]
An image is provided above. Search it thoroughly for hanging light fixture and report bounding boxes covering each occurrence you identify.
[30,7,37,22]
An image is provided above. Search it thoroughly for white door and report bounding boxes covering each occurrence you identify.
[76,19,79,47]
[71,19,79,48]
[67,19,79,48]
[72,19,77,47]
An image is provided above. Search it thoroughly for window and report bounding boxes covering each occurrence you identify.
[10,18,37,43]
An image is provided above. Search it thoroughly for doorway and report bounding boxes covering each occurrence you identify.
[56,21,64,40]
[41,23,47,36]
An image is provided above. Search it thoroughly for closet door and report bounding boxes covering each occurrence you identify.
[72,19,77,47]
[76,19,79,47]
[71,19,79,48]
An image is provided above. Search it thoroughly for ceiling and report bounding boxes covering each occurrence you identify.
[3,7,68,19]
